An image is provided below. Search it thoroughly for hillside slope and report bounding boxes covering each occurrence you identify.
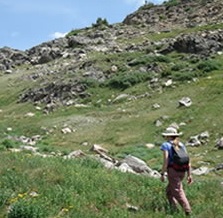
[0,1,223,216]
[0,0,223,164]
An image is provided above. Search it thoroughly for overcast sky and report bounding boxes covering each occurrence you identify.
[0,0,164,50]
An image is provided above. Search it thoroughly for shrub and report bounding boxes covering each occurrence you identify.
[172,71,197,81]
[80,78,100,88]
[161,70,172,78]
[139,2,154,10]
[164,0,180,7]
[197,60,219,73]
[92,18,109,28]
[8,200,47,218]
[66,29,82,37]
[106,72,151,89]
[78,157,104,169]
[171,63,187,71]
[1,139,16,149]
[159,14,167,20]
[153,55,171,63]
[0,189,13,208]
[128,55,170,67]
[128,56,153,67]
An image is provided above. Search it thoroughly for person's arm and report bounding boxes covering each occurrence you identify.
[182,144,193,184]
[187,162,193,184]
[160,150,168,182]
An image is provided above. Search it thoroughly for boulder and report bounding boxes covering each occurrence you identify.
[216,137,223,149]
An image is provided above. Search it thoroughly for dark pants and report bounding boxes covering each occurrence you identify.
[166,167,191,213]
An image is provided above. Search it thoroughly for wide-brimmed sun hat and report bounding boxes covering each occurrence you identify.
[162,127,182,137]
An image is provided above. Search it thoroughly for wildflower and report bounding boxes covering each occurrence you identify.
[18,192,27,198]
[61,208,69,212]
[29,191,39,197]
[9,197,18,204]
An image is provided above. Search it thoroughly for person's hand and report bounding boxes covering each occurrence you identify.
[160,174,165,182]
[187,175,193,184]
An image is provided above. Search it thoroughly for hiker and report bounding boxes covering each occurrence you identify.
[160,126,192,216]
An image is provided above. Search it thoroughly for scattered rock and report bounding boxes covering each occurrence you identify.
[145,143,155,149]
[164,79,173,87]
[25,112,35,117]
[61,127,73,134]
[29,191,39,197]
[216,137,223,149]
[152,103,160,109]
[186,131,209,147]
[117,163,136,174]
[6,127,12,132]
[90,144,108,154]
[216,163,223,170]
[20,145,38,153]
[126,203,139,212]
[179,97,192,107]
[121,155,152,174]
[112,94,130,103]
[65,150,86,159]
[192,166,210,175]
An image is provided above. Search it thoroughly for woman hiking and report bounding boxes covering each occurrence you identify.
[160,126,193,216]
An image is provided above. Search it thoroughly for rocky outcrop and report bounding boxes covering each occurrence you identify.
[163,29,223,55]
[19,81,90,107]
[0,47,28,70]
[0,0,222,112]
[123,0,223,31]
[1,0,223,72]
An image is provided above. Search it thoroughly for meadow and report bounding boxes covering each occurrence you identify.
[0,20,223,217]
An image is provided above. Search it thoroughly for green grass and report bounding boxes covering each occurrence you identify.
[1,68,223,217]
[1,16,223,217]
[0,152,222,218]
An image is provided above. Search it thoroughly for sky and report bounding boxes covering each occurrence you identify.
[0,0,164,51]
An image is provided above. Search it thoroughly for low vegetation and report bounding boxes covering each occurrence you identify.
[0,153,222,218]
[0,54,223,216]
[0,2,223,217]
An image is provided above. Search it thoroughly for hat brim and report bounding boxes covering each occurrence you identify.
[162,132,182,136]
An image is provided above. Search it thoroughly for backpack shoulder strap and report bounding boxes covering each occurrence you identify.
[168,141,177,152]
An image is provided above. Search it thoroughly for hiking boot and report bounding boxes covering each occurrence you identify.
[185,211,191,216]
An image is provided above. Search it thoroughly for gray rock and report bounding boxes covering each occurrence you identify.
[216,137,223,149]
[121,155,152,174]
[179,97,192,107]
[192,166,210,175]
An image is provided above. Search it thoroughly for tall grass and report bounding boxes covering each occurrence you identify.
[0,152,222,217]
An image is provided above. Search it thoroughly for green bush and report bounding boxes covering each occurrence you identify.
[128,55,170,67]
[66,29,82,37]
[172,71,197,81]
[197,60,219,73]
[171,63,187,71]
[128,56,153,66]
[1,139,16,149]
[80,78,100,88]
[115,144,159,162]
[164,0,180,7]
[8,200,47,218]
[0,189,13,208]
[153,55,171,63]
[92,17,109,28]
[106,72,151,89]
[161,70,172,78]
[139,2,154,11]
[78,157,104,169]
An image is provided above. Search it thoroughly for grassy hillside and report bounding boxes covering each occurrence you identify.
[0,153,222,218]
[0,11,223,218]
